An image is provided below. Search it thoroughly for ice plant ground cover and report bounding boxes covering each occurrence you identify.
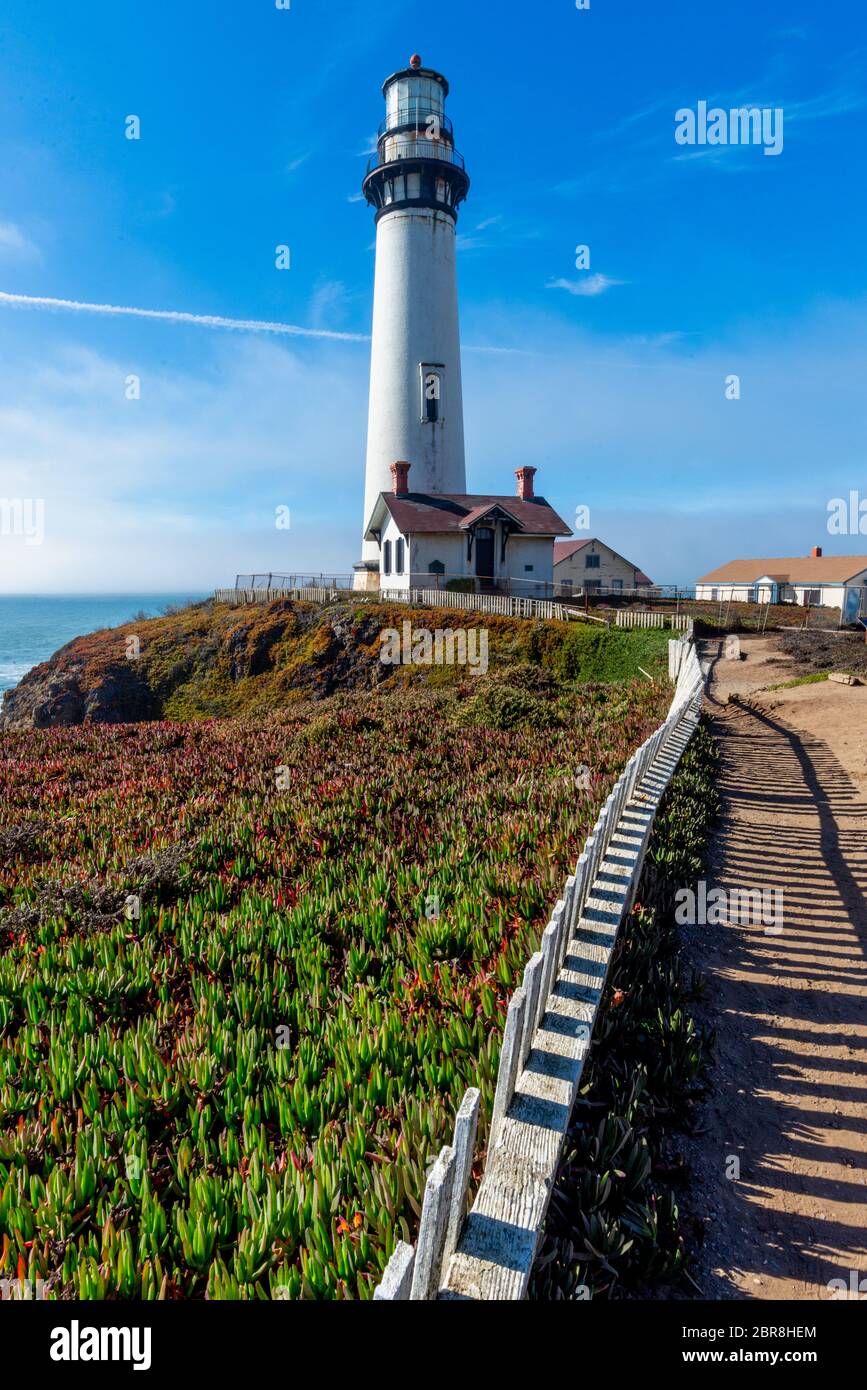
[530,721,719,1299]
[0,658,669,1298]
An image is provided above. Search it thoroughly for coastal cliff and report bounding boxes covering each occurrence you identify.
[0,598,671,729]
[1,599,401,728]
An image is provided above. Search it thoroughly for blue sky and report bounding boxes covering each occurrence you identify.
[1,0,866,590]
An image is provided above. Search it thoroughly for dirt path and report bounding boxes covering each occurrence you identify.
[680,634,867,1300]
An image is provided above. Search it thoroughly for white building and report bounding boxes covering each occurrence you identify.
[363,463,570,595]
[696,547,867,615]
[553,539,652,596]
[355,56,470,590]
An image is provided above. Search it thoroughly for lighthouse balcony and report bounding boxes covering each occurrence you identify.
[377,109,454,141]
[369,138,465,171]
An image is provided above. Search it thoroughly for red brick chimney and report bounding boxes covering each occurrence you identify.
[515,466,537,500]
[811,545,823,558]
[390,461,410,496]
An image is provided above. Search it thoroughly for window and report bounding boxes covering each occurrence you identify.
[611,579,623,591]
[560,579,573,595]
[386,76,444,128]
[524,564,534,572]
[420,363,444,423]
[395,538,405,574]
[584,580,601,592]
[428,560,445,575]
[382,540,391,576]
[585,553,601,569]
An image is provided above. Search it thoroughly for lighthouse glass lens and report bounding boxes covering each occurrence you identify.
[386,75,444,130]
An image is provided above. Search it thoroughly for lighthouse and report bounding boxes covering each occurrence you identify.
[354,55,470,590]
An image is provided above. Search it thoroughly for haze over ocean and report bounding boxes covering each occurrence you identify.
[0,594,205,693]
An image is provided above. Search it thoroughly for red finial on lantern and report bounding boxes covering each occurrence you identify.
[410,54,422,69]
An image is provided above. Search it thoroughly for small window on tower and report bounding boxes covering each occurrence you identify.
[395,538,405,574]
[383,540,392,576]
[420,364,444,423]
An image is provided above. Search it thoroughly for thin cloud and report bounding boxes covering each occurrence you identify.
[0,287,517,355]
[0,290,369,342]
[784,86,867,123]
[546,274,624,297]
[0,222,41,262]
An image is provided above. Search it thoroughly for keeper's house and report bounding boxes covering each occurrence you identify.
[363,462,571,595]
[553,538,653,596]
[696,547,867,613]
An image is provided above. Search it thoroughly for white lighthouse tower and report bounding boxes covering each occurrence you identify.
[354,55,470,589]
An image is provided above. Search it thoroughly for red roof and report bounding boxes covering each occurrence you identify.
[553,538,653,584]
[371,493,571,538]
[553,539,593,563]
[697,555,867,584]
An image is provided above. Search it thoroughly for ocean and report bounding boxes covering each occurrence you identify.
[0,595,207,695]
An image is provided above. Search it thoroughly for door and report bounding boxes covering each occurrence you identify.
[475,527,495,584]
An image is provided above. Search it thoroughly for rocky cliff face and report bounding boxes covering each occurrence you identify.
[2,656,160,729]
[1,598,517,729]
[0,600,394,729]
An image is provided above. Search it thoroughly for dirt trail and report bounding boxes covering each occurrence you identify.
[681,634,867,1300]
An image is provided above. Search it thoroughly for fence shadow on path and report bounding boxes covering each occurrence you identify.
[685,696,867,1299]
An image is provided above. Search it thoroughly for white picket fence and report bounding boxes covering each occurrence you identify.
[214,586,606,623]
[214,587,338,605]
[616,610,692,631]
[378,588,609,624]
[374,629,706,1301]
[668,622,695,677]
[379,588,569,621]
[214,587,695,637]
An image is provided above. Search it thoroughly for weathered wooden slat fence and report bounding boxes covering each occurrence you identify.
[616,609,665,629]
[374,629,706,1300]
[378,588,592,623]
[214,587,338,605]
[616,610,692,631]
[215,585,609,625]
[668,621,695,678]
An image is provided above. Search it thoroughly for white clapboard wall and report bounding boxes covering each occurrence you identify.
[374,630,705,1301]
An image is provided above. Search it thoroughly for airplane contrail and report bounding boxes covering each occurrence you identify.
[0,288,537,354]
[0,290,370,342]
